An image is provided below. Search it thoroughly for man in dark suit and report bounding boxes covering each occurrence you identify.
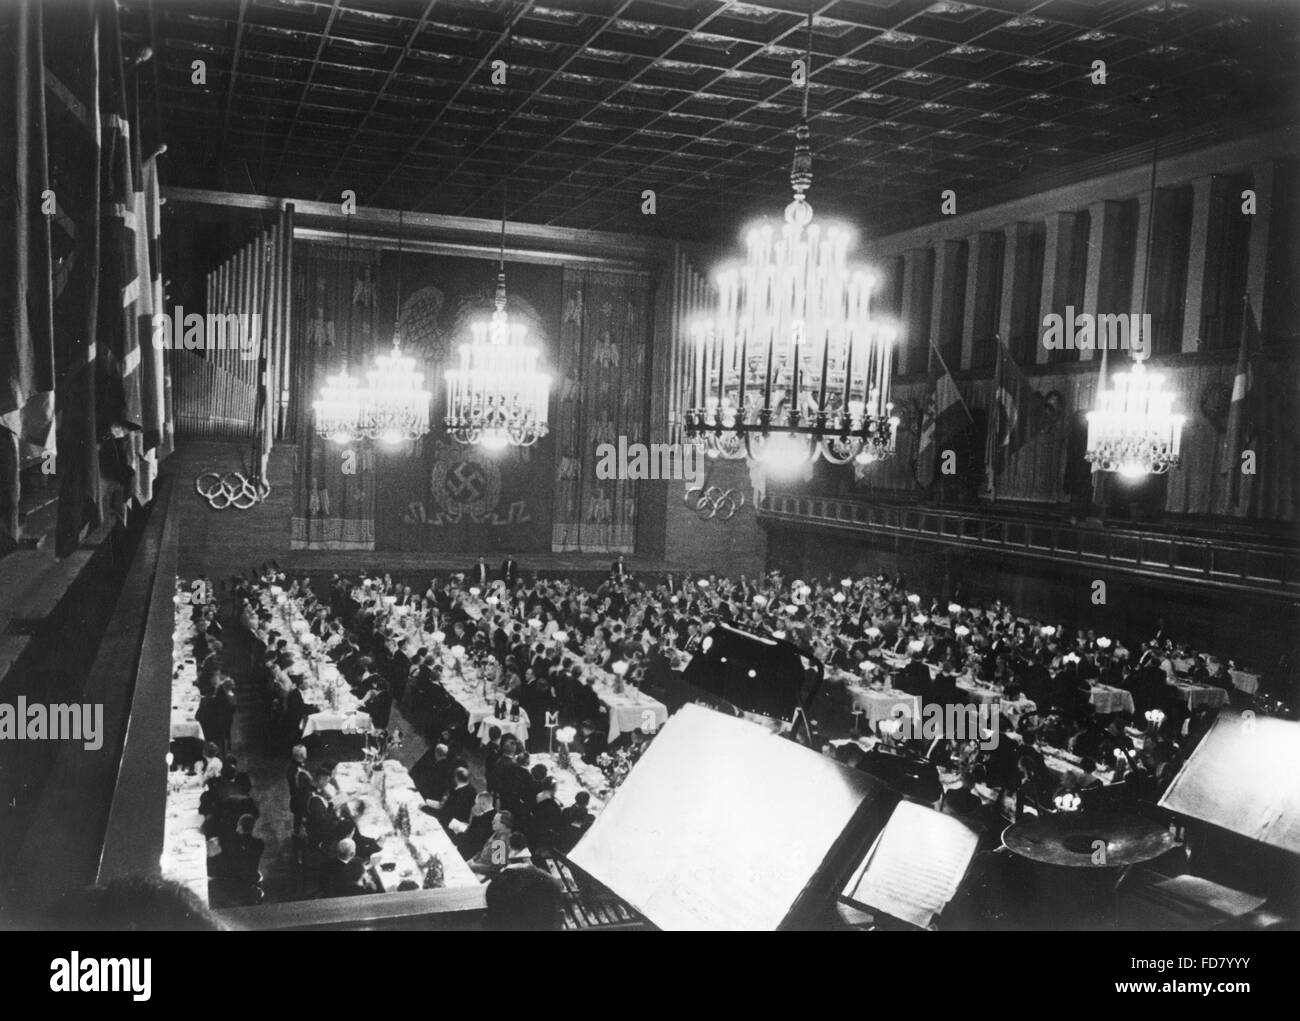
[500,555,520,587]
[471,557,490,588]
[455,792,499,859]
[897,651,933,697]
[529,778,563,851]
[323,838,372,896]
[431,767,477,828]
[286,745,313,833]
[557,792,594,853]
[410,743,462,803]
[610,554,628,581]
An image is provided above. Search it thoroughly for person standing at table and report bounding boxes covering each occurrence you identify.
[472,557,491,588]
[286,745,313,835]
[610,554,628,581]
[500,554,520,587]
[896,650,932,697]
[431,767,477,829]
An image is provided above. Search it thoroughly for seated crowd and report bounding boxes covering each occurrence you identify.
[182,554,1274,903]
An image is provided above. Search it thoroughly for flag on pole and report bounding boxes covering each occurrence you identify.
[98,0,146,520]
[44,0,106,556]
[1223,294,1262,509]
[914,343,972,486]
[0,0,58,542]
[989,337,1041,474]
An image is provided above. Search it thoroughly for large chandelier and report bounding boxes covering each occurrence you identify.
[314,363,365,444]
[1085,358,1184,478]
[445,272,550,450]
[685,11,897,471]
[361,328,431,444]
[361,210,431,444]
[444,61,550,452]
[314,217,365,443]
[1084,60,1183,483]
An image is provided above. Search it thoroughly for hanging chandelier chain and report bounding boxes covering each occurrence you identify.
[442,7,551,453]
[393,206,404,349]
[497,18,513,309]
[790,4,814,202]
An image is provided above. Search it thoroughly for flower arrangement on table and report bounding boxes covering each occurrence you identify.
[595,748,635,790]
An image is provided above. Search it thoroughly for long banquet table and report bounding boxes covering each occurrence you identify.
[332,760,480,892]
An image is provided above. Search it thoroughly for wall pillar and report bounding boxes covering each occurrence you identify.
[1182,173,1233,352]
[1036,210,1083,364]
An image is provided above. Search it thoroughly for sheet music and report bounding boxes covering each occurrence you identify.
[843,801,979,929]
[571,704,876,931]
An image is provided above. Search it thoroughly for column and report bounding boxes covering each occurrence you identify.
[998,222,1036,363]
[1181,173,1232,353]
[899,246,933,376]
[1036,210,1083,364]
[1080,199,1128,362]
[961,230,1001,368]
[1244,160,1276,335]
[929,239,965,372]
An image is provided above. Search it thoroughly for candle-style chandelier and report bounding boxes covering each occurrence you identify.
[1084,26,1183,482]
[313,211,431,444]
[362,209,430,444]
[444,271,550,450]
[1085,358,1184,477]
[314,216,366,443]
[685,8,897,471]
[445,27,549,451]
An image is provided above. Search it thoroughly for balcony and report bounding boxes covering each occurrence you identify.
[758,494,1300,599]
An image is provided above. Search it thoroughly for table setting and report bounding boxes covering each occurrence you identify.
[332,760,480,892]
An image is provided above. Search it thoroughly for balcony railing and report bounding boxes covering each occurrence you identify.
[758,494,1299,597]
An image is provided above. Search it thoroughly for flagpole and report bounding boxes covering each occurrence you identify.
[986,337,1001,503]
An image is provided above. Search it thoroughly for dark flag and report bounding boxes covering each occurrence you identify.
[1223,294,1262,510]
[988,337,1041,478]
[0,0,58,542]
[914,344,971,486]
[97,0,146,519]
[44,0,106,556]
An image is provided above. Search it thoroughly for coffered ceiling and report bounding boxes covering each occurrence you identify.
[125,0,1300,241]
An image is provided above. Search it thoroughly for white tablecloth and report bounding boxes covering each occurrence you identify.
[846,687,922,726]
[170,610,204,741]
[1087,683,1135,715]
[530,752,610,812]
[955,680,1037,725]
[591,681,669,742]
[302,711,373,737]
[160,771,209,904]
[473,713,530,746]
[333,760,480,892]
[1169,680,1228,711]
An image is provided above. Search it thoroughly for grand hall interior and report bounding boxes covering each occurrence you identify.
[0,0,1298,936]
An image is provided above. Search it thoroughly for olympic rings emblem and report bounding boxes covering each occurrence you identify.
[195,471,271,510]
[685,485,744,521]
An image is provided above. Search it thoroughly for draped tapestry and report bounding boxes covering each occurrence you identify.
[290,243,380,549]
[552,268,653,554]
[372,252,559,554]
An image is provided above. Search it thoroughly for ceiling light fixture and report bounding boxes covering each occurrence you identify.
[314,214,365,444]
[445,22,550,451]
[1085,1,1184,479]
[685,4,897,470]
[361,208,431,445]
